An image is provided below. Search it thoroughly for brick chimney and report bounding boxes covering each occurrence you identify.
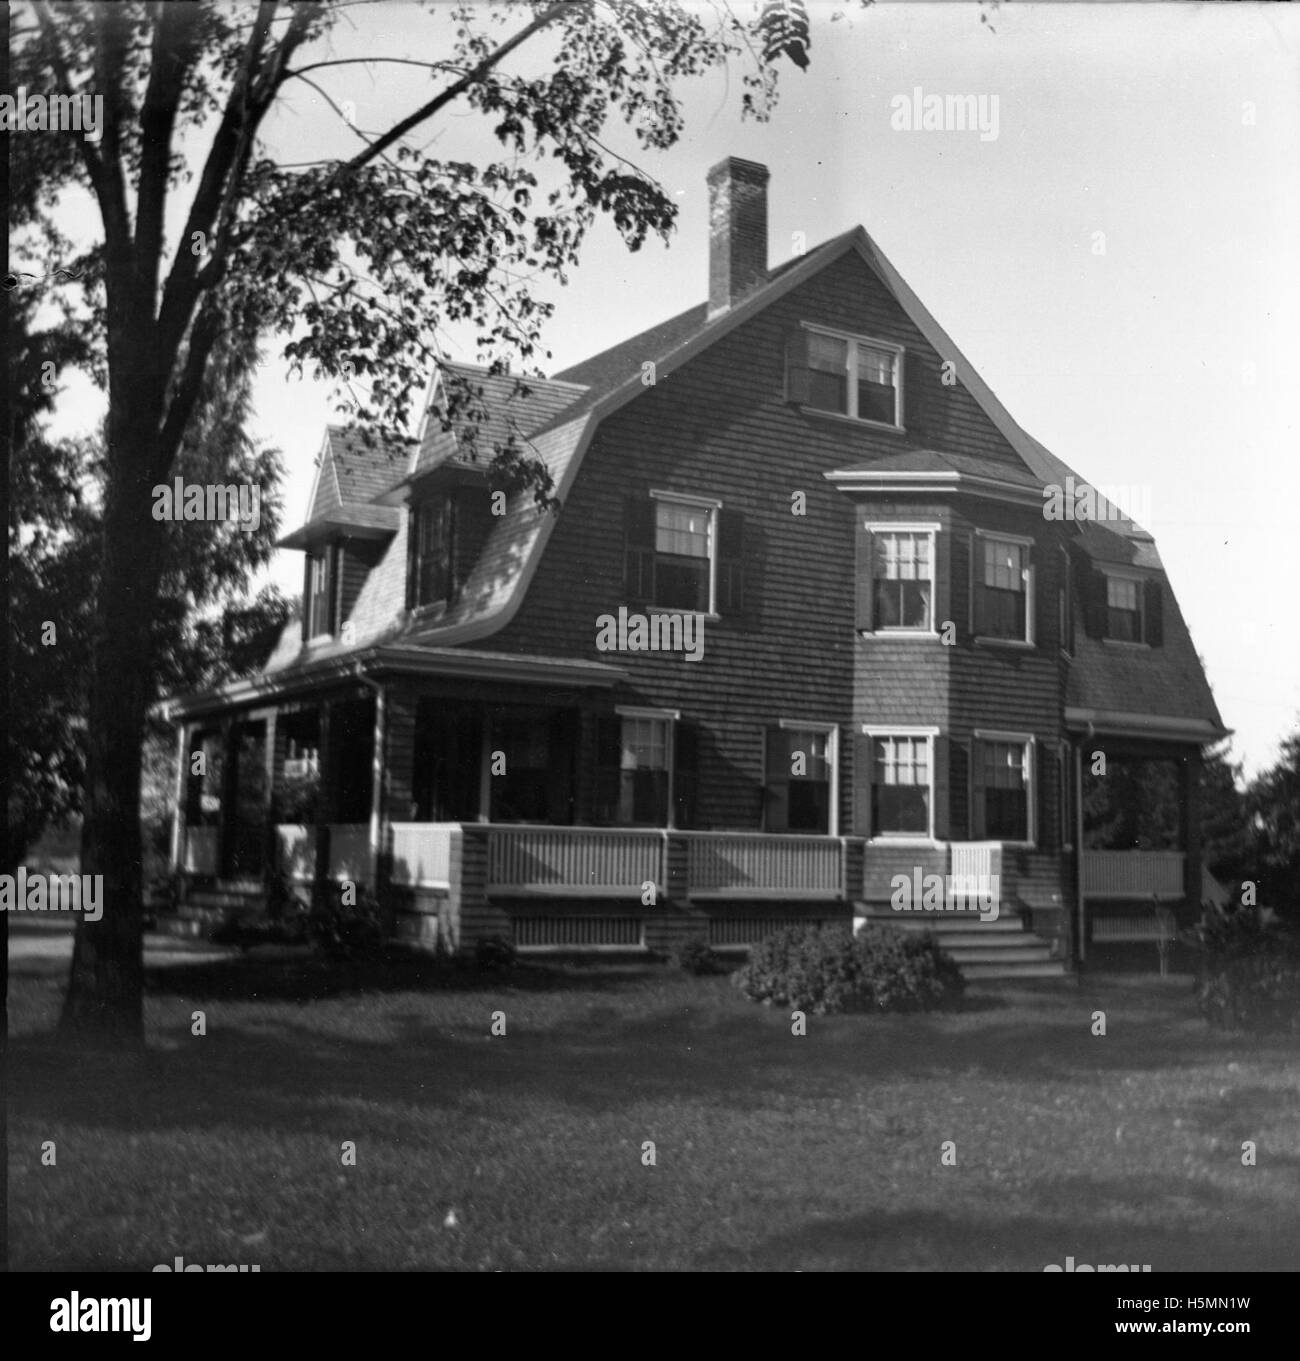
[707,157,770,319]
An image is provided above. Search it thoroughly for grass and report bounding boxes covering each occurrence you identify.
[8,945,1300,1271]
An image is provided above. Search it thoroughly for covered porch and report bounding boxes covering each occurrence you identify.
[167,646,858,952]
[1066,711,1209,962]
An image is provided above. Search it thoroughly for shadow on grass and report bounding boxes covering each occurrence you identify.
[692,1180,1300,1271]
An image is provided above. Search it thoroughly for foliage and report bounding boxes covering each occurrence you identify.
[1200,740,1251,886]
[671,937,724,976]
[309,884,386,963]
[1245,727,1300,919]
[1194,903,1300,1035]
[733,922,964,1014]
[473,933,518,972]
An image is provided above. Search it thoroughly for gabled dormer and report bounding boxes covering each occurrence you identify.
[276,426,402,645]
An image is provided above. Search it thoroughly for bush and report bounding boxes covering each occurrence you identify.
[309,884,385,962]
[474,933,517,972]
[732,922,964,1014]
[672,938,723,976]
[1195,904,1300,1034]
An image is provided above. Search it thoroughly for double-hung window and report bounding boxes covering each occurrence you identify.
[974,533,1033,643]
[1106,573,1143,643]
[803,327,903,427]
[972,733,1034,844]
[869,526,936,632]
[765,724,837,834]
[413,496,455,608]
[306,549,334,639]
[866,729,935,839]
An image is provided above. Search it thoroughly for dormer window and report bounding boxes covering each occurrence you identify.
[1106,573,1142,643]
[412,495,456,608]
[787,325,903,429]
[305,546,335,640]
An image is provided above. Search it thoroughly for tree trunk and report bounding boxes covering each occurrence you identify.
[59,406,168,1047]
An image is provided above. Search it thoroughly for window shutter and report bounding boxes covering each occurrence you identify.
[717,508,745,617]
[1143,577,1164,646]
[328,542,341,635]
[593,712,623,825]
[302,555,312,642]
[405,509,418,612]
[948,737,971,841]
[623,495,655,607]
[447,494,460,601]
[970,535,984,637]
[764,728,790,833]
[971,738,986,840]
[673,720,699,830]
[854,524,874,632]
[1035,741,1047,847]
[1083,566,1108,639]
[785,330,811,405]
[852,731,873,836]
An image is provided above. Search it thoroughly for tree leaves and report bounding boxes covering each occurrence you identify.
[759,0,811,71]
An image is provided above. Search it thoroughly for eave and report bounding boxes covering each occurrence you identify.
[276,504,400,550]
[161,644,629,721]
[1063,706,1231,744]
[823,467,1045,508]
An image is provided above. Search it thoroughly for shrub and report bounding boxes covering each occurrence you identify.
[732,922,964,1014]
[672,938,723,976]
[474,933,517,972]
[1194,904,1300,1034]
[309,884,385,962]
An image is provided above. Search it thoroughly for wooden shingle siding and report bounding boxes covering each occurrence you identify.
[487,253,1029,830]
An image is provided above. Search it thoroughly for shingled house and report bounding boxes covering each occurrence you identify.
[163,157,1227,977]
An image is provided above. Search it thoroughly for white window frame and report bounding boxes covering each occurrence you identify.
[971,729,1036,848]
[764,719,840,836]
[614,705,679,828]
[1102,568,1146,646]
[972,529,1035,647]
[801,322,906,431]
[864,521,941,637]
[862,725,939,845]
[648,489,721,617]
[306,549,334,644]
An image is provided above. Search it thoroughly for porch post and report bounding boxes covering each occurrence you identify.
[369,684,386,888]
[217,715,235,880]
[1182,746,1203,915]
[262,708,279,880]
[170,719,189,873]
[312,702,333,892]
[1074,739,1086,965]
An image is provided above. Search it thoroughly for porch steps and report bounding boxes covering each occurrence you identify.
[859,907,1068,981]
[159,883,265,939]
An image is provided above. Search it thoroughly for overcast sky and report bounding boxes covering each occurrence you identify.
[48,1,1300,778]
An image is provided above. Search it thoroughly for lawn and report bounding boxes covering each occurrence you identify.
[8,944,1300,1271]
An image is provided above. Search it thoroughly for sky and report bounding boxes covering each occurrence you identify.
[45,1,1300,779]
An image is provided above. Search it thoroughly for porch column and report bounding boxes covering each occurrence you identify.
[170,719,189,873]
[262,707,280,879]
[312,702,333,892]
[217,715,235,880]
[1182,746,1203,915]
[369,684,386,888]
[1074,740,1086,964]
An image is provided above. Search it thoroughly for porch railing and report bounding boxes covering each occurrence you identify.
[390,822,458,890]
[1081,850,1185,900]
[327,823,371,885]
[275,824,317,884]
[182,826,218,875]
[683,832,844,899]
[486,824,666,897]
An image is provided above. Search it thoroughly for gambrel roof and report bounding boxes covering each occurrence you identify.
[191,220,1225,738]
